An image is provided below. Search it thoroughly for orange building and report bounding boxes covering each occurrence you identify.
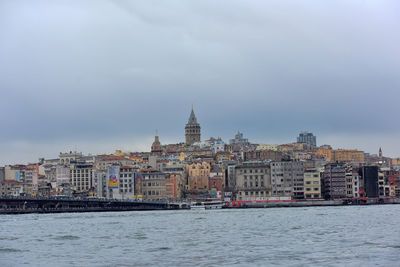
[188,162,210,191]
[315,149,365,163]
[165,173,183,200]
[392,158,400,165]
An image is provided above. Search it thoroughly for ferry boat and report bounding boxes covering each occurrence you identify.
[190,202,206,210]
[190,201,223,210]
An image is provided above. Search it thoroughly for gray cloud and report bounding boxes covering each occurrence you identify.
[1,0,400,164]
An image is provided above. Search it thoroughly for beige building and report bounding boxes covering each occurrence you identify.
[303,168,321,199]
[235,161,272,201]
[140,169,166,200]
[70,162,93,194]
[256,144,279,151]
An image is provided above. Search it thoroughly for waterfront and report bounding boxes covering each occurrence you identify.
[1,205,399,266]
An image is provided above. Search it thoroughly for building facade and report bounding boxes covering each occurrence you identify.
[359,166,379,198]
[322,163,346,199]
[271,161,305,199]
[188,162,210,191]
[140,169,166,200]
[316,149,365,163]
[297,132,317,146]
[303,168,321,199]
[234,161,272,201]
[70,162,93,195]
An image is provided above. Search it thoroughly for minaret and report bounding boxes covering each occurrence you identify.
[379,147,382,158]
[185,106,201,145]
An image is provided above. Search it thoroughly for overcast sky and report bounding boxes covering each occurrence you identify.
[1,0,399,165]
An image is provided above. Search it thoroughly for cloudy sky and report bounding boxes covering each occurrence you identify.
[1,0,399,165]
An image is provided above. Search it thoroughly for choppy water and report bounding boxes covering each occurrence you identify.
[1,205,399,266]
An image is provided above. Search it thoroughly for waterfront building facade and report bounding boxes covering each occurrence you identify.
[359,166,379,198]
[234,161,272,201]
[70,162,93,194]
[322,163,347,199]
[118,166,138,199]
[344,164,361,198]
[270,161,305,199]
[140,169,166,200]
[92,170,107,198]
[303,168,322,199]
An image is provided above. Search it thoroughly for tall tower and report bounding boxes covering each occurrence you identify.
[151,131,162,154]
[185,106,201,145]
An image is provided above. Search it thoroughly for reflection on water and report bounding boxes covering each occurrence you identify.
[1,205,399,266]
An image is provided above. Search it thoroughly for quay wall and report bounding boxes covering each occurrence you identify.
[227,198,400,209]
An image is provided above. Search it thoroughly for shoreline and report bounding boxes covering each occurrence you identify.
[1,197,399,214]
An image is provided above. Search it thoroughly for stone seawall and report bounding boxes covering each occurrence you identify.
[227,198,400,208]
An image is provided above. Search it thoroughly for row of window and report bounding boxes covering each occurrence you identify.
[240,169,265,174]
[143,175,164,180]
[244,175,264,180]
[243,182,265,188]
[72,175,91,178]
[272,168,303,172]
[304,194,320,198]
[239,191,269,196]
[72,179,89,182]
[119,189,133,193]
[273,190,292,194]
[305,188,319,191]
[72,170,91,173]
[145,182,162,187]
[304,174,320,178]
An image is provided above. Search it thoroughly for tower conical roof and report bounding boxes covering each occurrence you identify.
[187,106,198,124]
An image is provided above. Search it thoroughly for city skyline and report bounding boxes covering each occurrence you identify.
[1,1,400,164]
[0,107,393,166]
